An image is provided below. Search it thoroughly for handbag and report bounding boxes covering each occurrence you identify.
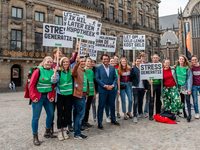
[159,109,176,121]
[120,84,126,89]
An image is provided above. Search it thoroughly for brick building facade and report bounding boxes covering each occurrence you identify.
[0,0,161,89]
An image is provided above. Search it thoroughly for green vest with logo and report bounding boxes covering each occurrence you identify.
[85,69,94,96]
[37,66,54,93]
[59,70,73,95]
[176,65,187,86]
[115,68,118,90]
[83,71,88,93]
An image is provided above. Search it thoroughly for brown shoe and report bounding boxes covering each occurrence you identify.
[44,128,57,138]
[33,133,40,146]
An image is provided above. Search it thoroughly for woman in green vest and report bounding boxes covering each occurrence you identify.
[29,56,56,146]
[51,57,73,140]
[175,55,193,122]
[82,57,96,128]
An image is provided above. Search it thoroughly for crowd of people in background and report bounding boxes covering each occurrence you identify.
[27,41,200,146]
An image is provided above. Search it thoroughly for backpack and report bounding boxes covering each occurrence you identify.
[24,66,40,104]
[159,109,176,121]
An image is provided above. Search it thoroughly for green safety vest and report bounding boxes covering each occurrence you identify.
[37,66,54,93]
[83,71,88,93]
[85,69,94,96]
[115,68,118,90]
[176,65,187,86]
[59,70,73,95]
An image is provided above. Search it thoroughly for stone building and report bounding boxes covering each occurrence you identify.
[178,0,200,60]
[0,0,161,89]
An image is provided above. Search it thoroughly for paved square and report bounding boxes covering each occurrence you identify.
[0,92,200,150]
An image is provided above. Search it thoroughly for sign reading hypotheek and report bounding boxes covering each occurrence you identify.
[80,42,97,60]
[43,23,73,48]
[140,63,163,80]
[63,12,87,26]
[123,35,145,50]
[65,16,98,41]
[94,35,117,52]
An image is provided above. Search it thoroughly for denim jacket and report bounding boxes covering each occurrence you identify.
[180,67,193,91]
[51,72,61,102]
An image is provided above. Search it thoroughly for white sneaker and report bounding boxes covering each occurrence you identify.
[138,114,145,118]
[106,117,111,123]
[133,117,137,123]
[195,113,199,119]
[58,131,64,141]
[144,113,148,118]
[62,130,69,140]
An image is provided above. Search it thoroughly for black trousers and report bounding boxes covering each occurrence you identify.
[149,85,161,117]
[57,94,73,129]
[180,93,191,116]
[82,96,93,124]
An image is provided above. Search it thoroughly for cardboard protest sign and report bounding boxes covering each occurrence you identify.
[140,63,163,80]
[94,35,117,52]
[80,42,97,60]
[65,16,98,41]
[63,12,87,26]
[43,23,73,48]
[123,35,145,50]
[96,23,102,38]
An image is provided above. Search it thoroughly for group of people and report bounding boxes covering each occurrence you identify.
[28,42,200,146]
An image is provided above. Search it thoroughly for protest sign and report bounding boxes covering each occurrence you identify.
[94,35,117,52]
[96,23,102,38]
[63,12,87,26]
[140,63,163,80]
[80,42,97,60]
[43,23,73,48]
[65,16,98,41]
[123,35,145,50]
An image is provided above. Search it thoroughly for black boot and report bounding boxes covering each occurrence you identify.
[183,108,187,118]
[187,115,191,122]
[33,133,40,146]
[44,128,57,138]
[50,123,54,134]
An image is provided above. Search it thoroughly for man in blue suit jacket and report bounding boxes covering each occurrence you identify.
[95,54,120,129]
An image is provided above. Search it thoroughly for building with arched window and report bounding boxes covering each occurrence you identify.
[178,0,200,60]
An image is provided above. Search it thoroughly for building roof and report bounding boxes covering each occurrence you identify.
[160,30,179,45]
[159,14,178,30]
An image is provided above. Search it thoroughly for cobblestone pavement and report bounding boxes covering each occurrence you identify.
[1,92,200,150]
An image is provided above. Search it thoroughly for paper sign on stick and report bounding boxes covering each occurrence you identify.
[63,12,87,26]
[80,42,97,60]
[123,35,145,50]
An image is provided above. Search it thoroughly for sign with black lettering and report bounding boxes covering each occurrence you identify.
[43,23,73,48]
[94,35,117,52]
[140,63,163,80]
[96,23,102,38]
[80,42,97,60]
[63,12,87,26]
[123,35,145,50]
[65,16,98,41]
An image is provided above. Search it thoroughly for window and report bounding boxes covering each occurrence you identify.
[138,3,142,10]
[128,12,131,24]
[109,7,114,20]
[119,10,123,22]
[120,36,123,42]
[146,6,149,12]
[88,0,93,3]
[147,40,151,46]
[139,14,142,25]
[153,8,156,14]
[101,32,105,35]
[119,0,123,4]
[35,12,44,22]
[153,41,157,47]
[127,1,131,7]
[55,16,63,25]
[12,7,22,18]
[101,4,104,18]
[11,30,22,51]
[153,19,156,29]
[120,48,124,57]
[35,33,43,51]
[146,16,149,27]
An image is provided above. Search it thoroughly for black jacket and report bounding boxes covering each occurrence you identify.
[130,66,148,90]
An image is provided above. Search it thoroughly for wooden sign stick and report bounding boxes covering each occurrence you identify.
[57,47,59,66]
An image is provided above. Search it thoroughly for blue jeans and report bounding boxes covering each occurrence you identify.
[73,96,86,137]
[105,90,117,117]
[144,88,150,113]
[192,85,200,113]
[133,88,145,117]
[120,82,133,113]
[32,94,54,134]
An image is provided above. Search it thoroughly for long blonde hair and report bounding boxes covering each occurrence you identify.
[118,58,131,76]
[39,56,53,67]
[60,57,71,71]
[175,55,192,71]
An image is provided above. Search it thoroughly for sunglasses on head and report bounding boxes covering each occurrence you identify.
[164,58,169,60]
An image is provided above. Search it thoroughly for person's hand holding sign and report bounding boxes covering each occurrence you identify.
[85,49,89,56]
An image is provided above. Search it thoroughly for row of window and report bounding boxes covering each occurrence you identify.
[138,3,156,14]
[139,14,156,29]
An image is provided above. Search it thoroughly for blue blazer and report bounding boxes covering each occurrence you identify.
[95,64,117,93]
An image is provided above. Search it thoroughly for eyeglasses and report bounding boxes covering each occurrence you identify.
[164,58,169,60]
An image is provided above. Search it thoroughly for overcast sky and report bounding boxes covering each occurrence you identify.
[159,0,188,17]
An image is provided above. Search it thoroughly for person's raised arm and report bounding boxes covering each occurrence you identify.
[71,57,80,77]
